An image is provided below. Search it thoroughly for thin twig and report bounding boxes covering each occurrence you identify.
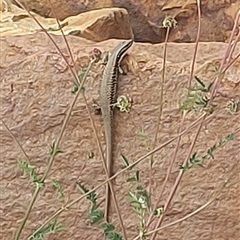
[149,2,240,238]
[150,117,205,240]
[14,0,79,82]
[133,165,238,240]
[14,59,95,240]
[220,10,240,67]
[211,10,240,98]
[146,0,202,230]
[149,26,170,211]
[149,3,239,237]
[1,118,30,162]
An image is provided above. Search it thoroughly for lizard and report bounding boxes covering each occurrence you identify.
[100,39,133,224]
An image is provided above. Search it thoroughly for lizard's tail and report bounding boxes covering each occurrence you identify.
[104,132,113,224]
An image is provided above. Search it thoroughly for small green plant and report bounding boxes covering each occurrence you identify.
[121,154,151,238]
[72,68,88,94]
[179,152,203,171]
[18,161,43,187]
[180,133,234,171]
[49,140,63,157]
[226,100,240,114]
[28,219,65,240]
[129,186,150,239]
[139,128,151,152]
[76,182,123,240]
[52,179,65,202]
[181,76,217,114]
[121,154,139,181]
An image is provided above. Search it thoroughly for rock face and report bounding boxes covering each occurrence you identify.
[7,0,240,42]
[0,34,240,240]
[0,5,133,42]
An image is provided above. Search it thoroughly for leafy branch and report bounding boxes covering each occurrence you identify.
[181,76,217,114]
[180,133,234,171]
[14,59,95,240]
[28,219,65,240]
[226,100,240,114]
[129,186,150,239]
[18,161,43,187]
[76,182,123,240]
[121,154,140,182]
[52,179,65,202]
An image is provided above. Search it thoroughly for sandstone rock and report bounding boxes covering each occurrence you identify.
[0,5,133,42]
[8,0,240,43]
[12,0,113,20]
[0,34,239,239]
[53,8,133,42]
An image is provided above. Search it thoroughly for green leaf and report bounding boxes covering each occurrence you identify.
[225,133,234,141]
[139,128,147,138]
[194,76,205,87]
[89,209,104,224]
[52,179,64,201]
[71,81,79,94]
[127,171,140,182]
[127,176,137,182]
[76,182,97,204]
[101,222,115,232]
[28,219,65,240]
[76,182,89,194]
[121,154,129,167]
[207,82,214,91]
[18,160,42,183]
[49,140,63,157]
[78,68,87,81]
[136,171,140,181]
[207,146,216,159]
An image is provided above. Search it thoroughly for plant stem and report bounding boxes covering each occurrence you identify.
[1,118,30,162]
[133,168,237,240]
[14,60,94,240]
[28,114,210,238]
[146,0,202,229]
[148,26,170,210]
[150,118,205,240]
